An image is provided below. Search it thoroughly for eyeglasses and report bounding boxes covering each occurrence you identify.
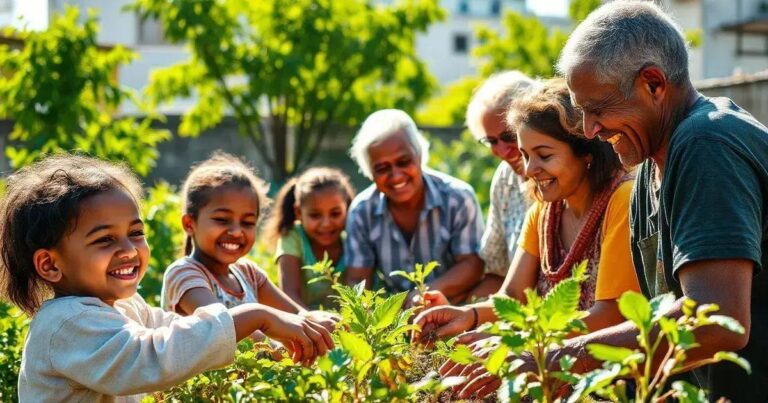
[478,131,517,148]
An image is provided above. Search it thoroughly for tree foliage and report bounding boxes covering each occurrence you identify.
[0,7,169,175]
[417,0,600,126]
[131,0,444,181]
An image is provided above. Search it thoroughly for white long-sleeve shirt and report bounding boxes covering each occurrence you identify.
[18,293,236,402]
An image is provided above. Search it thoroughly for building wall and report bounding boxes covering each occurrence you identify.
[664,0,768,80]
[697,76,768,126]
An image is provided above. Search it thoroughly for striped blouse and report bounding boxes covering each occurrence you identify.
[344,169,484,292]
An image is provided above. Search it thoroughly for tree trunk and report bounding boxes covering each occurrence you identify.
[270,114,289,182]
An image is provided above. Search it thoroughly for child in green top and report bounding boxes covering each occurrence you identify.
[267,168,355,309]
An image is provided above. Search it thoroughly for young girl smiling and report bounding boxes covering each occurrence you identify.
[162,153,337,333]
[267,167,355,309]
[0,154,332,402]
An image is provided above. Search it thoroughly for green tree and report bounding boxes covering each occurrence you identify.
[0,7,169,175]
[417,0,603,126]
[131,0,444,181]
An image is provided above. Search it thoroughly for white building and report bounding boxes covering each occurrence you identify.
[662,0,768,81]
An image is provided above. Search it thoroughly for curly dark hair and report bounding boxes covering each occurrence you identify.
[507,77,623,200]
[180,151,269,255]
[0,154,143,315]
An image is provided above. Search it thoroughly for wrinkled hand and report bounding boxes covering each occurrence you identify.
[412,305,475,346]
[440,337,503,399]
[454,329,491,346]
[302,310,340,333]
[261,307,334,366]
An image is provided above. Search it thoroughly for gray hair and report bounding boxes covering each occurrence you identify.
[556,1,689,97]
[350,109,430,180]
[466,71,540,140]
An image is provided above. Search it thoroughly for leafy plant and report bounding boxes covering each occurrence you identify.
[154,279,456,402]
[452,260,750,403]
[451,261,588,402]
[391,261,439,309]
[303,251,342,289]
[0,303,28,401]
[426,130,498,214]
[570,292,750,402]
[139,183,185,306]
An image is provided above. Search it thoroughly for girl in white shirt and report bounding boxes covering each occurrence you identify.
[0,154,333,402]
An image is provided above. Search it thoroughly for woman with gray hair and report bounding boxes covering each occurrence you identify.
[344,109,485,305]
[461,71,539,298]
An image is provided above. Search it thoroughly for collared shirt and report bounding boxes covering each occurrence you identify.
[345,169,484,292]
[479,162,529,276]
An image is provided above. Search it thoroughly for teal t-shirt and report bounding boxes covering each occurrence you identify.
[630,96,768,402]
[276,223,346,308]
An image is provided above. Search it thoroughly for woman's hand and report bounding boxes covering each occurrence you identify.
[412,305,475,345]
[260,307,334,366]
[301,310,340,333]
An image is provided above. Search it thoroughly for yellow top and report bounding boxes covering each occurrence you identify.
[518,180,640,301]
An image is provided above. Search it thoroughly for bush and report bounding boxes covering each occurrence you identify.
[139,182,185,306]
[426,130,498,214]
[0,303,28,401]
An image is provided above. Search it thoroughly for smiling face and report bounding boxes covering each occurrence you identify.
[480,107,523,172]
[184,185,258,271]
[518,124,592,203]
[297,187,348,248]
[48,189,148,305]
[568,65,662,167]
[368,131,425,205]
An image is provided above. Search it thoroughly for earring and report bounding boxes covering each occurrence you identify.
[587,162,592,170]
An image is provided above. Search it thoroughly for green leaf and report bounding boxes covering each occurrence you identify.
[338,331,372,362]
[448,344,478,365]
[493,296,526,327]
[618,291,652,329]
[706,315,745,334]
[671,380,708,403]
[586,344,636,363]
[389,270,414,283]
[421,261,439,279]
[568,363,622,403]
[539,264,584,331]
[484,344,509,375]
[649,292,676,321]
[372,291,407,330]
[713,352,751,374]
[559,355,576,372]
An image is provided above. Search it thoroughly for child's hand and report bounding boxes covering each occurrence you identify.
[261,308,334,366]
[421,290,450,308]
[302,310,340,333]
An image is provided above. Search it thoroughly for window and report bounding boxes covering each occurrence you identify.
[491,0,501,16]
[137,16,170,45]
[453,33,468,54]
[458,0,469,15]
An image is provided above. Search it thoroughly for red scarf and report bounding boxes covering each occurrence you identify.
[539,173,627,284]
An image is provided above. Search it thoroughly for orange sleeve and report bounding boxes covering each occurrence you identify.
[518,202,543,258]
[594,181,641,301]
